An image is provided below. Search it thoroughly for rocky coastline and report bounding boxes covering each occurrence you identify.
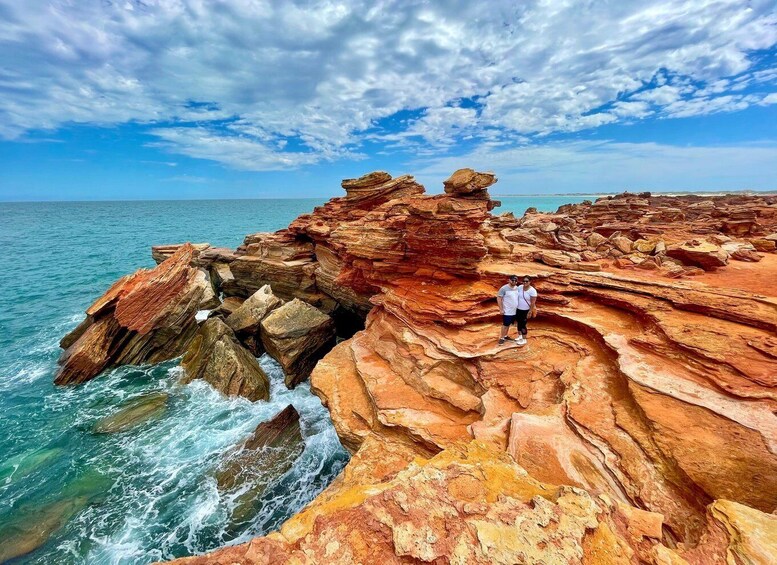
[56,170,777,563]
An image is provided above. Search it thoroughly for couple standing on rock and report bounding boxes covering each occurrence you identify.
[497,275,537,346]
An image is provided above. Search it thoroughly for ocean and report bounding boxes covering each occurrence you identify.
[0,195,587,564]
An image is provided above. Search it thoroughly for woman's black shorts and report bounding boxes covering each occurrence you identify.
[503,310,529,327]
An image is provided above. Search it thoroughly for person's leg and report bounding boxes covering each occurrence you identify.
[516,309,529,340]
[499,315,513,342]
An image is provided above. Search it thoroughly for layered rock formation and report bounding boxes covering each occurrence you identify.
[261,299,336,388]
[507,191,777,276]
[180,317,270,402]
[57,170,777,563]
[182,171,774,562]
[56,244,210,385]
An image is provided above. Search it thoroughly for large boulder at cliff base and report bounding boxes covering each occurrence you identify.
[55,244,207,385]
[261,299,336,388]
[180,318,270,401]
[215,404,304,527]
[225,284,284,355]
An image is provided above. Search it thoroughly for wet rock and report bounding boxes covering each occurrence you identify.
[181,318,270,401]
[215,405,304,526]
[0,469,111,563]
[225,285,284,355]
[0,447,64,484]
[92,392,169,434]
[56,244,208,385]
[261,299,336,388]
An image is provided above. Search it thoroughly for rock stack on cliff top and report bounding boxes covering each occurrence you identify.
[55,170,777,564]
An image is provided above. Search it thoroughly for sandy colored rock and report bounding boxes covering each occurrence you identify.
[84,176,777,565]
[181,318,270,401]
[166,442,657,565]
[666,241,729,270]
[225,284,284,354]
[261,299,336,388]
[587,232,607,247]
[611,235,634,254]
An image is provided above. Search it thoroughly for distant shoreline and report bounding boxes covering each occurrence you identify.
[3,189,777,204]
[494,190,777,198]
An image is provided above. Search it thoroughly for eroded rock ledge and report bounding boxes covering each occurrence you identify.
[60,170,777,563]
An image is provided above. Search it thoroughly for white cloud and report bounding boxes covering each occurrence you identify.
[761,93,777,105]
[0,0,775,169]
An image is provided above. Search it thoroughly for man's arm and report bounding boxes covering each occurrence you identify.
[497,296,504,314]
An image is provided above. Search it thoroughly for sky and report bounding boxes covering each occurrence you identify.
[1,0,776,201]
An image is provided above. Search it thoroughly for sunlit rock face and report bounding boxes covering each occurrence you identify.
[180,317,270,402]
[56,244,208,385]
[56,170,777,563]
[192,170,775,562]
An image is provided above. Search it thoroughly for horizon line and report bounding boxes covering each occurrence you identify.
[2,188,776,204]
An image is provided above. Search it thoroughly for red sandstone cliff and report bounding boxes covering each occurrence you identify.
[61,170,777,563]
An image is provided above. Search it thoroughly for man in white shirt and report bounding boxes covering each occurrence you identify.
[496,275,538,345]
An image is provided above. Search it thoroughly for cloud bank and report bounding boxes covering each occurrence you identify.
[0,0,775,170]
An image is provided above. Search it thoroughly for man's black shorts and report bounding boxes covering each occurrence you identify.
[503,310,529,327]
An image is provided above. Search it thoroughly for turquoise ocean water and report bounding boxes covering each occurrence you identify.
[0,196,586,564]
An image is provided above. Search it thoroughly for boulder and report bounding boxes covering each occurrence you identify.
[261,299,336,388]
[225,285,284,355]
[55,244,208,385]
[611,235,634,254]
[749,238,776,252]
[181,318,270,401]
[666,241,729,270]
[587,232,607,248]
[442,168,497,197]
[633,239,657,254]
[215,404,304,527]
[92,392,169,434]
[538,250,571,267]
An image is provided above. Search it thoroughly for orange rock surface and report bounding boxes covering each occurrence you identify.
[62,171,777,563]
[191,171,775,562]
[56,244,210,385]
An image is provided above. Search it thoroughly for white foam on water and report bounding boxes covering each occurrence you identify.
[39,354,352,564]
[195,310,211,322]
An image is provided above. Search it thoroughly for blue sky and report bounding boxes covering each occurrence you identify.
[1,0,776,201]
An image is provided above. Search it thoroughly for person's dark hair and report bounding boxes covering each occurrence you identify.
[509,275,519,281]
[522,275,531,282]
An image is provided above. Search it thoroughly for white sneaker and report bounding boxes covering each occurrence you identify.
[516,336,527,345]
